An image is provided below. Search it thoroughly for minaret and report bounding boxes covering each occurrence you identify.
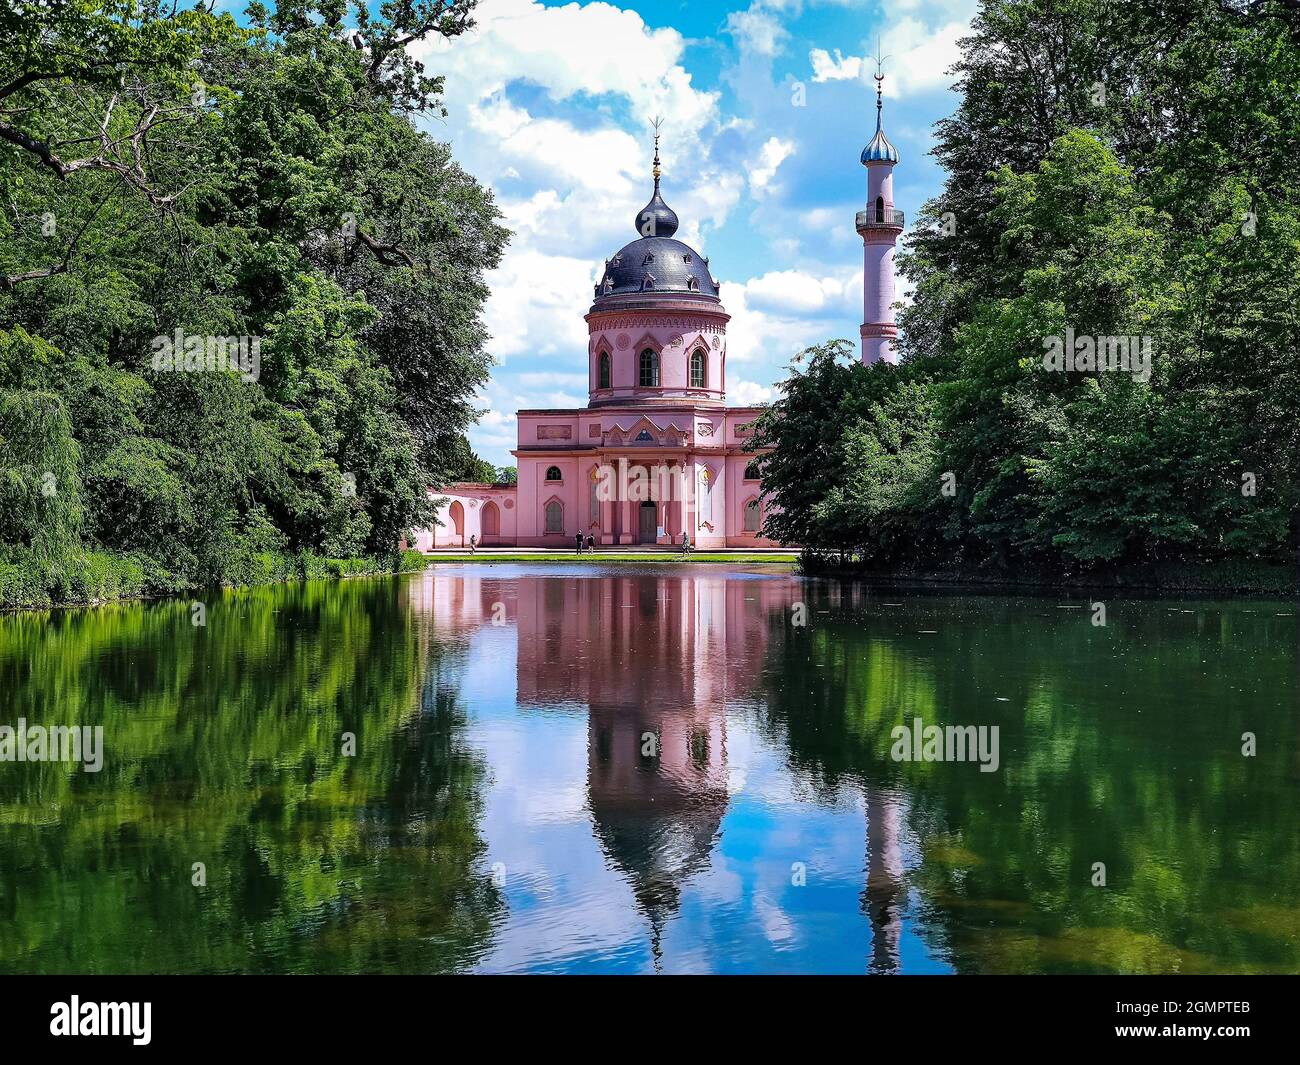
[857,65,902,365]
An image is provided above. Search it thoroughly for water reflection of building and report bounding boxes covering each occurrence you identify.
[407,569,911,971]
[510,572,787,963]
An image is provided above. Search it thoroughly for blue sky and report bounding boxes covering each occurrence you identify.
[410,0,977,468]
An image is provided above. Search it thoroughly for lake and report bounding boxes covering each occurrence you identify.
[1,564,1297,974]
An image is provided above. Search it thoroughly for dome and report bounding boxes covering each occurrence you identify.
[861,126,899,165]
[861,77,900,166]
[593,124,721,304]
[595,235,719,301]
[634,188,679,239]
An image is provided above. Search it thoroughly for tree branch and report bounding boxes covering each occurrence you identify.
[355,227,419,268]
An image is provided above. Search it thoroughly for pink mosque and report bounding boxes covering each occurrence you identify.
[415,82,902,550]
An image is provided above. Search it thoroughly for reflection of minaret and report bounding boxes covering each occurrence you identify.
[861,787,906,974]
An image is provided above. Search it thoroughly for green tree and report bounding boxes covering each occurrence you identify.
[0,1,506,601]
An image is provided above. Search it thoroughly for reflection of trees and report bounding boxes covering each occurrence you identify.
[0,578,502,973]
[761,586,1300,974]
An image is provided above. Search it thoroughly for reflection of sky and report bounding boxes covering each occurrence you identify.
[454,607,952,974]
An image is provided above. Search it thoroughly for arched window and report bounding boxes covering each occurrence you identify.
[545,500,563,534]
[448,500,465,544]
[875,195,885,223]
[598,351,611,389]
[639,349,659,387]
[743,498,761,533]
[690,350,706,388]
[744,461,760,481]
[545,465,562,481]
[481,500,500,538]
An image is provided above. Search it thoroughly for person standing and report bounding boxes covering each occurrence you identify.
[681,531,690,555]
[575,532,584,554]
[586,533,595,553]
[469,534,477,555]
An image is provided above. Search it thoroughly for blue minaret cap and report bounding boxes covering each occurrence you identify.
[861,74,899,165]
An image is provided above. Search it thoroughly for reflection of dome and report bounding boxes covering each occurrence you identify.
[590,788,727,935]
[586,700,729,966]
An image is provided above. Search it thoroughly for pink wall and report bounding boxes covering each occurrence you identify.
[585,299,729,407]
[423,486,518,548]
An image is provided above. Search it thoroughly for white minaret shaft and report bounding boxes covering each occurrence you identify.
[857,71,902,365]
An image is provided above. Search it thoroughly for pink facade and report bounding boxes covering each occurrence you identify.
[421,129,783,549]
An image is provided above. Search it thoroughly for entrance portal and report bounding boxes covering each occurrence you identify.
[638,501,657,544]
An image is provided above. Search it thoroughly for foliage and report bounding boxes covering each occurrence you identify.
[760,0,1300,578]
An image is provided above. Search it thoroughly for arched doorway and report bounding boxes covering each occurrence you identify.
[638,500,657,544]
[448,500,465,547]
[481,500,500,543]
[544,499,563,535]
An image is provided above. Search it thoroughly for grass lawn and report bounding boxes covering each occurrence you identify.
[423,552,798,565]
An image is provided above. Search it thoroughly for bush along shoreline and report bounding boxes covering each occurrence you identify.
[0,549,431,612]
[797,552,1299,596]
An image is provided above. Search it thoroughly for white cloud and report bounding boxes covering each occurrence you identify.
[725,8,789,58]
[743,269,858,317]
[723,266,864,378]
[806,4,973,97]
[809,48,865,83]
[887,17,966,94]
[748,137,796,197]
[729,379,776,405]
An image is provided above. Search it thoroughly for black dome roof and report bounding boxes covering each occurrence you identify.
[593,126,720,304]
[635,188,679,239]
[595,235,719,301]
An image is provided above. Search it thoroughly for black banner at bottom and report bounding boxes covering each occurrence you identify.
[0,974,1288,1051]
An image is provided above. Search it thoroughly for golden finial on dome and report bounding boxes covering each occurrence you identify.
[651,115,664,187]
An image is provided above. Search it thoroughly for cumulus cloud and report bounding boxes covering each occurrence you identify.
[729,379,777,406]
[725,8,789,58]
[806,1,974,96]
[748,137,796,197]
[809,48,865,83]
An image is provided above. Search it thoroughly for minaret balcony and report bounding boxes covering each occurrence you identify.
[856,208,904,232]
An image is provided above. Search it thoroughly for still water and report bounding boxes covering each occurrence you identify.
[1,565,1297,974]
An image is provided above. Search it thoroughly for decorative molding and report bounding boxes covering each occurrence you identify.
[537,425,573,441]
[591,315,726,332]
